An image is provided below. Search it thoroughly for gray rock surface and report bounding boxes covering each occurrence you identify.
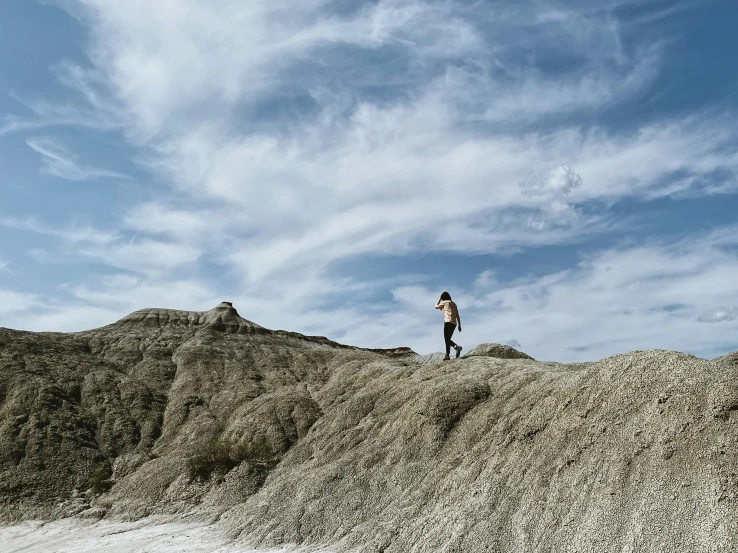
[119,302,265,333]
[1,303,737,552]
[714,350,738,367]
[413,352,449,364]
[463,342,535,360]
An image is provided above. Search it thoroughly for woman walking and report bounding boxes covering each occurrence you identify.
[435,291,462,360]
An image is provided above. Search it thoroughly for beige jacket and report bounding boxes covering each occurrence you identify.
[436,300,460,325]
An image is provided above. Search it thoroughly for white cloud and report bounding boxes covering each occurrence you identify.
[10,305,124,333]
[0,290,40,317]
[0,216,119,244]
[521,166,583,198]
[0,217,198,275]
[0,274,220,333]
[26,136,128,181]
[0,83,122,137]
[190,114,735,282]
[697,307,738,323]
[47,0,487,142]
[77,239,201,274]
[66,274,219,317]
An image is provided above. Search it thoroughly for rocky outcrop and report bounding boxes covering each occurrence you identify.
[117,301,265,333]
[1,304,737,552]
[413,351,449,364]
[413,343,534,364]
[462,342,534,360]
[714,350,738,367]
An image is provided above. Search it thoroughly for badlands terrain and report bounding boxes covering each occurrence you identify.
[1,302,737,552]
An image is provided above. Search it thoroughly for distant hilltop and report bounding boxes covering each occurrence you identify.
[117,302,266,332]
[1,303,737,552]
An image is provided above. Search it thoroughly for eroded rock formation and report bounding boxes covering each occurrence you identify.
[1,303,737,552]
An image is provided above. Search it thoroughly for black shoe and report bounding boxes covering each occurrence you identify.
[454,345,462,358]
[443,354,451,361]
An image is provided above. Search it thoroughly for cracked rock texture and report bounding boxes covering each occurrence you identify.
[1,302,737,552]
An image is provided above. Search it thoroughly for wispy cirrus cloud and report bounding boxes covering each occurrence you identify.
[26,136,128,181]
[0,216,118,244]
[0,216,198,275]
[0,71,123,137]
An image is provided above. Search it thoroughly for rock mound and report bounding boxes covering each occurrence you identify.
[462,342,534,360]
[412,343,533,364]
[714,350,738,366]
[117,302,265,333]
[413,352,449,364]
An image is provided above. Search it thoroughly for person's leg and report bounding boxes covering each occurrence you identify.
[444,322,457,357]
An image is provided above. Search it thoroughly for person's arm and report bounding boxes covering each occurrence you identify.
[435,297,444,309]
[457,312,462,331]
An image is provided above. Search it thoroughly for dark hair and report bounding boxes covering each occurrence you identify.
[440,291,452,301]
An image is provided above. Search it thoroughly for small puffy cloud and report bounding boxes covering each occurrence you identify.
[521,167,583,231]
[520,166,583,198]
[696,307,738,323]
[506,339,522,348]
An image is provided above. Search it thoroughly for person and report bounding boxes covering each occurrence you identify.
[435,291,462,360]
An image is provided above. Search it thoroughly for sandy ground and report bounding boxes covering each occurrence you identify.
[0,518,313,553]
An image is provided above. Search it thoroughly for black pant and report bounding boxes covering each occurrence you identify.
[444,322,457,356]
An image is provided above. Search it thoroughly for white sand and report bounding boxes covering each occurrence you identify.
[0,518,313,553]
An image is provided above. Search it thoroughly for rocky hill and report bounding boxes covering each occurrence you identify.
[1,302,737,552]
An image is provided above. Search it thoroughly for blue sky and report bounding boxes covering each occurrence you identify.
[1,0,737,361]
